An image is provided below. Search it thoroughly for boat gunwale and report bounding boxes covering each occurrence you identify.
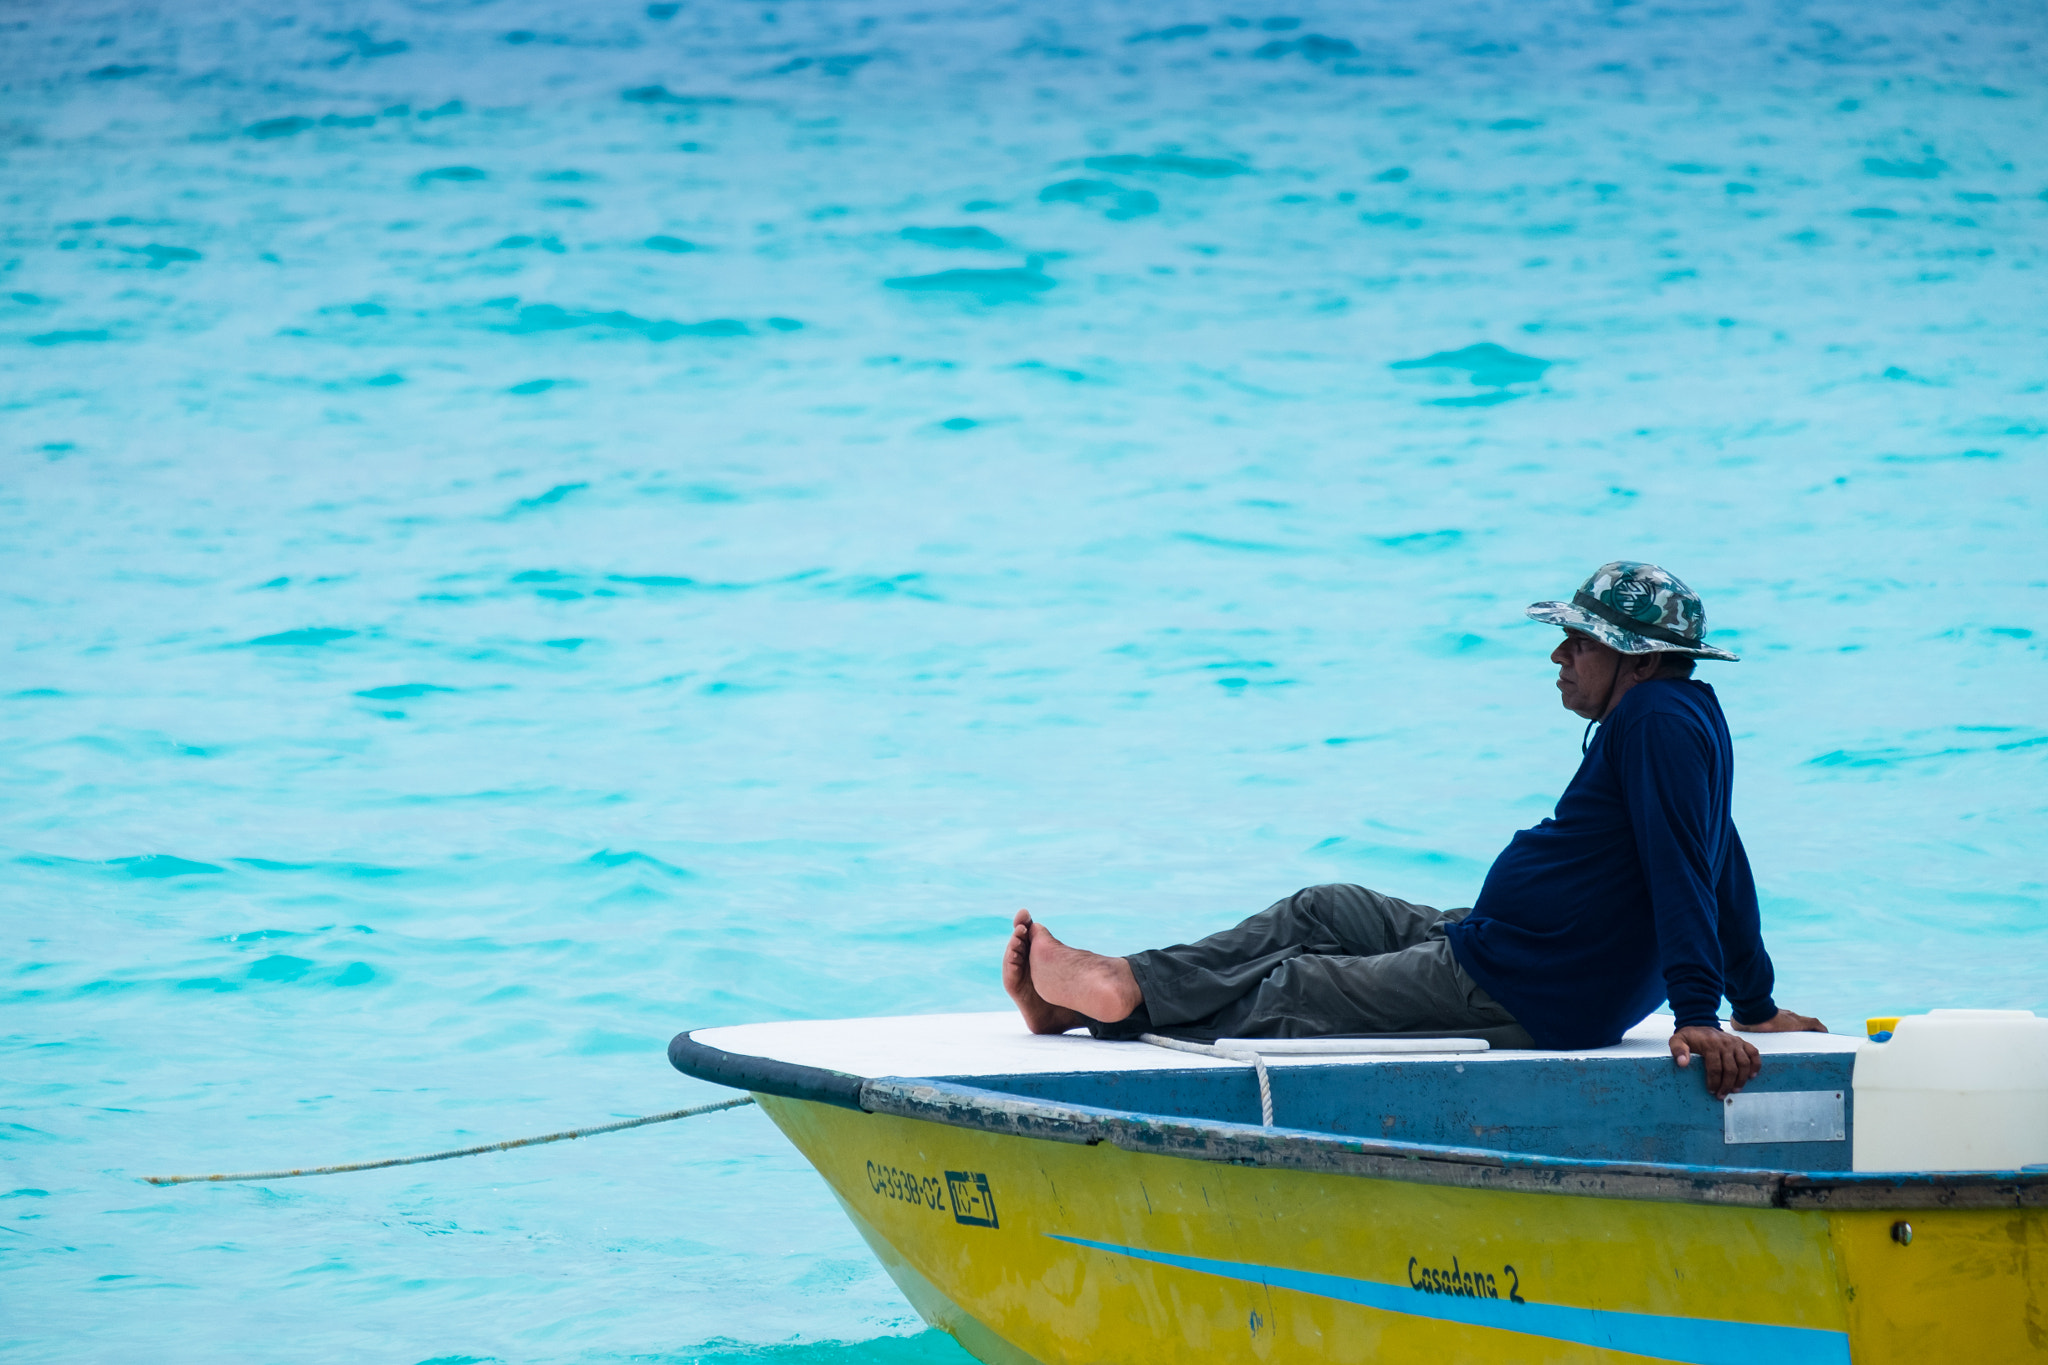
[669,1029,866,1109]
[669,1030,2048,1211]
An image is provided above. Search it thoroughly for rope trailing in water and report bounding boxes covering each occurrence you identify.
[141,1094,756,1186]
[1139,1033,1273,1128]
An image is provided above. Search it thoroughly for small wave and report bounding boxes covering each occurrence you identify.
[588,849,696,877]
[1253,34,1361,62]
[501,304,750,339]
[622,85,734,106]
[329,29,408,60]
[1422,632,1509,657]
[1084,153,1249,178]
[1174,532,1296,554]
[109,855,223,878]
[1864,156,1946,179]
[243,627,354,646]
[1369,530,1466,553]
[1806,732,2046,769]
[817,572,941,600]
[1391,343,1551,387]
[762,53,876,79]
[127,245,200,268]
[900,226,1006,250]
[884,264,1055,301]
[1307,836,1486,873]
[245,115,314,138]
[1433,390,1524,407]
[1038,179,1158,219]
[510,484,586,513]
[231,858,406,878]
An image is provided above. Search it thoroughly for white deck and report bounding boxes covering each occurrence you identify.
[691,1011,1863,1080]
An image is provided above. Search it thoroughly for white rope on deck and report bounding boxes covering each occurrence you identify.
[141,1095,756,1186]
[1139,1034,1275,1127]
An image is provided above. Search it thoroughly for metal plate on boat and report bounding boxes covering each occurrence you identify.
[1723,1089,1845,1144]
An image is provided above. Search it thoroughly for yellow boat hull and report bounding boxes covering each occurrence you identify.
[762,1094,2047,1365]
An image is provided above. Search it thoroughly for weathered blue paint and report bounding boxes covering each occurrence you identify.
[1050,1234,1855,1365]
[941,1052,1857,1170]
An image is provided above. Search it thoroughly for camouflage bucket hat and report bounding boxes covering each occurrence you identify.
[1526,561,1739,662]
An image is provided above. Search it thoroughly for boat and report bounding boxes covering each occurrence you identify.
[669,1011,2046,1364]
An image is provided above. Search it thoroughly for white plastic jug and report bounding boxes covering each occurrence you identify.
[1851,1009,2048,1172]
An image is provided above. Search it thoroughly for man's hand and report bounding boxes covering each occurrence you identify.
[1733,1008,1827,1034]
[1670,1025,1762,1099]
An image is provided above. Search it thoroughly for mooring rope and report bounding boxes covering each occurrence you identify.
[141,1094,756,1186]
[1138,1033,1273,1127]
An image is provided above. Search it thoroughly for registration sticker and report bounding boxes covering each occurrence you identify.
[945,1170,998,1228]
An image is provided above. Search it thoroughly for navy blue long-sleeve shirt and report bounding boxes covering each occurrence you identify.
[1443,678,1778,1050]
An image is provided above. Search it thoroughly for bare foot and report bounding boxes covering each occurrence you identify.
[1002,909,1087,1035]
[1028,920,1143,1024]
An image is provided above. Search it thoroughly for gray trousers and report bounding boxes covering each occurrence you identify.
[1089,883,1534,1048]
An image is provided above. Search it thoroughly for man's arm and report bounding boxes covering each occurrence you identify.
[1615,711,1761,1098]
[1615,712,1729,1031]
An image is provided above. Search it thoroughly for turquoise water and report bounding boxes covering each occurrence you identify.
[3,1,2043,1359]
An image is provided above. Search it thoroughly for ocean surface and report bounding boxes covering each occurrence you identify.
[2,0,2043,1359]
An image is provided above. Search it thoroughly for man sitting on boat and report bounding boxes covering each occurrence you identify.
[1003,561,1825,1100]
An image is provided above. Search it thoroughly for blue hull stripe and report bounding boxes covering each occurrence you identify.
[1048,1235,1850,1365]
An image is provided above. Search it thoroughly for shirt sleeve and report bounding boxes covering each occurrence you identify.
[1612,709,1727,1031]
[1715,828,1778,1025]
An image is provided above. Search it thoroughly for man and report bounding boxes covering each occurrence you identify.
[1003,561,1824,1100]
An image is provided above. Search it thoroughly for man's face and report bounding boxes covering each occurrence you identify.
[1550,631,1621,720]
